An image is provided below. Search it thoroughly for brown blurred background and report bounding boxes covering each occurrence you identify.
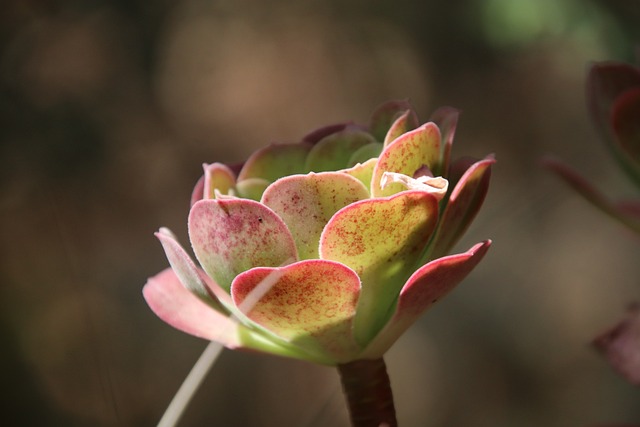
[1,0,640,426]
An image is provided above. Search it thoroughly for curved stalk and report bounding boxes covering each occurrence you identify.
[337,358,397,427]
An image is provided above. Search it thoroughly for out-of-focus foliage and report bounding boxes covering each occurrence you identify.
[1,0,640,426]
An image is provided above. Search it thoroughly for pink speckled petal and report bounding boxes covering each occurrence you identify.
[237,142,312,182]
[428,155,495,259]
[203,163,236,199]
[319,191,439,345]
[361,241,491,358]
[371,123,442,197]
[155,228,231,312]
[189,199,298,292]
[305,129,377,172]
[143,268,242,346]
[430,107,460,175]
[231,260,361,363]
[369,99,414,142]
[383,109,419,147]
[261,172,369,260]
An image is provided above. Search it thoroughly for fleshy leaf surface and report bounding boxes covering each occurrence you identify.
[383,109,419,147]
[428,156,494,259]
[305,129,376,172]
[156,228,230,313]
[319,191,439,345]
[143,268,242,346]
[203,163,236,199]
[347,142,383,167]
[342,158,377,191]
[189,199,298,291]
[430,107,460,175]
[235,178,271,201]
[371,123,442,197]
[237,142,312,182]
[361,241,491,358]
[261,172,369,260]
[231,260,361,363]
[369,99,414,142]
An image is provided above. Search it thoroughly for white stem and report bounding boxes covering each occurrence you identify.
[157,341,224,427]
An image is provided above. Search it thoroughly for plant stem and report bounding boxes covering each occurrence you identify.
[337,358,397,427]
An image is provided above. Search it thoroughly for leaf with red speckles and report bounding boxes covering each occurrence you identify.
[143,268,242,346]
[430,107,460,175]
[593,305,640,386]
[203,163,236,199]
[383,109,419,147]
[189,199,298,292]
[261,172,369,260]
[428,156,495,259]
[361,241,491,358]
[369,99,414,142]
[231,260,361,363]
[319,191,439,345]
[144,268,321,360]
[237,142,312,183]
[305,129,377,172]
[371,123,442,197]
[155,228,231,313]
[342,158,377,191]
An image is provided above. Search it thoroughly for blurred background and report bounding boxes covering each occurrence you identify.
[1,0,640,426]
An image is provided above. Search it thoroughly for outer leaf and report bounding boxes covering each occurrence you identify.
[261,172,369,259]
[144,268,323,360]
[143,268,242,346]
[156,228,231,313]
[320,191,439,345]
[189,199,298,291]
[231,260,361,363]
[369,99,414,142]
[361,241,491,358]
[371,123,442,197]
[428,156,494,259]
[305,129,376,172]
[237,142,312,182]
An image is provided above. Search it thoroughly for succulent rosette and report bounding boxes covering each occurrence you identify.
[144,101,493,365]
[545,58,640,233]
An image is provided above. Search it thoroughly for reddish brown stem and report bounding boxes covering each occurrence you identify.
[337,358,398,427]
